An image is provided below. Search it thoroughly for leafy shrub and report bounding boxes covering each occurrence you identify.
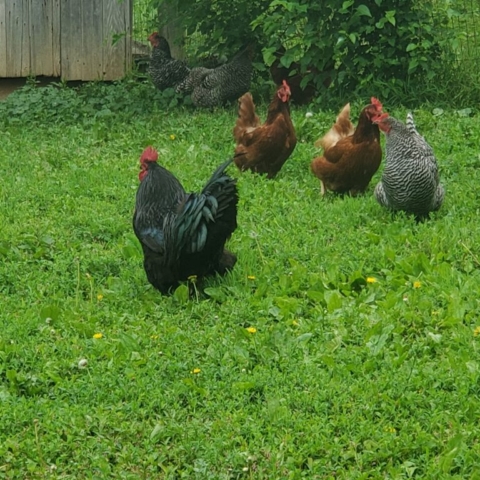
[149,0,458,105]
[0,78,184,127]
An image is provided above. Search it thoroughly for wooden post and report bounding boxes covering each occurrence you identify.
[159,2,185,60]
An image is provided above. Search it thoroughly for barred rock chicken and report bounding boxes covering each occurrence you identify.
[176,45,254,108]
[148,32,190,91]
[311,98,384,196]
[233,81,297,179]
[373,113,445,218]
[133,147,238,294]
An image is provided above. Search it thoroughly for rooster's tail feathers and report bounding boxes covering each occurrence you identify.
[169,159,238,257]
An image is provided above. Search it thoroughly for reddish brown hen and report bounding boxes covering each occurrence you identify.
[233,80,297,179]
[311,98,384,196]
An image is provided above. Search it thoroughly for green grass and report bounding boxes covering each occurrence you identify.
[1,82,480,478]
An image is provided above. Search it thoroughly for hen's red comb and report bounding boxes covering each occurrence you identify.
[371,97,383,111]
[140,146,158,163]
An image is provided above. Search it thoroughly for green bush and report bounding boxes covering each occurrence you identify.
[149,0,459,105]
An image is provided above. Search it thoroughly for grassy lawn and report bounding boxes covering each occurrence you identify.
[1,82,480,478]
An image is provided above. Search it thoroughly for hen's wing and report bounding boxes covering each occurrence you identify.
[234,114,291,163]
[315,103,354,149]
[233,93,261,142]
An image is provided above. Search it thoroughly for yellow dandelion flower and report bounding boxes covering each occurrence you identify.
[170,134,176,140]
[247,275,256,280]
[246,327,257,334]
[97,294,104,301]
[93,333,103,339]
[413,281,422,289]
[474,326,480,337]
[366,277,377,284]
[191,368,201,374]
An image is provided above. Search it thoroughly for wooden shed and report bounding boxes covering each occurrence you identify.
[0,0,132,80]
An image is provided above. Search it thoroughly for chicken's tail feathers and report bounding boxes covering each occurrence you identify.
[202,158,236,192]
[171,160,238,256]
[315,103,354,150]
[406,112,418,134]
[233,92,260,141]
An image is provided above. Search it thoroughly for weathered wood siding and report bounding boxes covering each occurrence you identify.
[0,0,132,80]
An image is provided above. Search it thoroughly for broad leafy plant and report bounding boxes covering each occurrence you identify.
[148,0,456,103]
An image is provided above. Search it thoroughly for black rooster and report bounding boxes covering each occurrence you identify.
[133,147,238,294]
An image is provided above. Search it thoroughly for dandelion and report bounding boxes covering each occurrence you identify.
[247,275,256,280]
[366,277,377,284]
[97,294,104,301]
[78,358,88,369]
[170,134,176,140]
[93,333,103,339]
[305,112,313,118]
[246,327,257,334]
[413,281,422,289]
[474,326,480,337]
[192,368,201,374]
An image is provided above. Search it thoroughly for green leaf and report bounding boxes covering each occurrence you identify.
[385,10,396,25]
[295,333,313,344]
[357,5,372,16]
[406,43,417,52]
[150,424,163,441]
[173,284,189,303]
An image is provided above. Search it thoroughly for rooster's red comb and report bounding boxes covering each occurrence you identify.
[140,146,158,163]
[371,97,383,111]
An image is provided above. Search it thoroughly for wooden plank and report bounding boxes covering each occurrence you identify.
[60,0,83,80]
[159,3,185,60]
[82,0,103,79]
[20,0,29,75]
[29,0,55,76]
[51,0,60,76]
[102,0,130,80]
[6,0,24,76]
[0,0,7,76]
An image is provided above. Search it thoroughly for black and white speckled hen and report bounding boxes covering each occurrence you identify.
[176,45,254,108]
[133,147,238,294]
[373,113,445,218]
[148,32,190,91]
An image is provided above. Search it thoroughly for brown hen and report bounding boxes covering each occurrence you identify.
[311,98,384,196]
[233,81,297,179]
